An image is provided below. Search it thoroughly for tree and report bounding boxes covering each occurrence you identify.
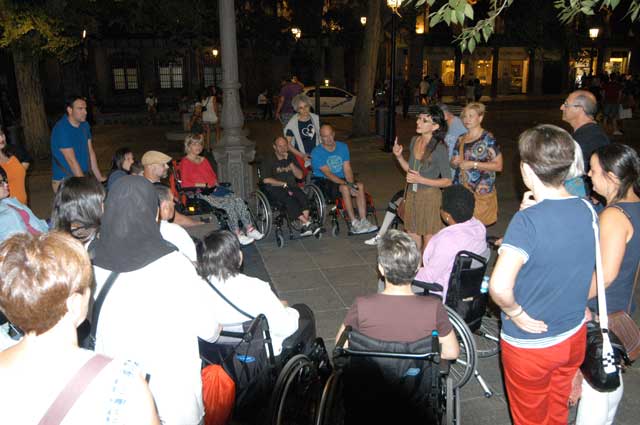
[408,0,640,53]
[352,0,383,137]
[0,0,81,158]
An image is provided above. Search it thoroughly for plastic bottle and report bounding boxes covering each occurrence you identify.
[481,276,490,294]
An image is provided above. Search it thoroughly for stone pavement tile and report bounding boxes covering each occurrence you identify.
[334,282,378,306]
[278,287,346,312]
[262,253,316,274]
[459,394,511,425]
[256,237,304,252]
[312,250,366,269]
[353,247,379,265]
[459,356,506,399]
[270,270,330,293]
[300,235,352,252]
[321,264,378,287]
[314,308,348,343]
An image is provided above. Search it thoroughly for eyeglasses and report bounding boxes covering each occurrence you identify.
[562,101,583,109]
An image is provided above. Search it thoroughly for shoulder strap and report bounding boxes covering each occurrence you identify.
[204,277,255,320]
[607,205,636,313]
[88,271,120,346]
[38,355,112,425]
[608,204,632,221]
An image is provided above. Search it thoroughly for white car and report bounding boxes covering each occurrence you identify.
[302,86,356,115]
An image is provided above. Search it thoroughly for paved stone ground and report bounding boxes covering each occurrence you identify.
[24,100,640,424]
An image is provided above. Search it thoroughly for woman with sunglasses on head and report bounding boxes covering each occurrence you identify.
[392,104,452,251]
[284,93,321,176]
[451,102,503,226]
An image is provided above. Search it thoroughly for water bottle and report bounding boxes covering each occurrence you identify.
[481,276,490,294]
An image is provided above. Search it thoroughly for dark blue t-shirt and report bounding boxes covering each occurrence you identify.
[51,116,92,180]
[500,198,595,342]
[285,119,317,154]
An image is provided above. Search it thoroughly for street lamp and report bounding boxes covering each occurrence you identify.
[291,27,301,40]
[589,27,599,76]
[384,0,403,152]
[360,16,367,26]
[212,48,219,58]
[324,79,330,87]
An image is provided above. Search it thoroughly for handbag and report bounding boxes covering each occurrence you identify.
[579,200,628,392]
[202,97,218,124]
[458,139,498,226]
[606,206,640,362]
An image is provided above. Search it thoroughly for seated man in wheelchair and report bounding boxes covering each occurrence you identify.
[198,230,315,355]
[311,124,377,235]
[336,230,459,359]
[178,134,264,245]
[415,184,489,300]
[260,136,320,237]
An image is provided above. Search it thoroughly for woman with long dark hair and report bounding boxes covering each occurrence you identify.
[574,143,640,424]
[392,104,452,250]
[107,147,134,190]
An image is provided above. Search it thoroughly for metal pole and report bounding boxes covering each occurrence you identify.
[384,12,397,152]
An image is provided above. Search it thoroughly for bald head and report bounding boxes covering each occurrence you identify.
[319,124,336,149]
[561,90,598,130]
[571,90,598,117]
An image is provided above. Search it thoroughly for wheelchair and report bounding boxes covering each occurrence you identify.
[315,326,459,425]
[413,250,500,397]
[253,166,327,248]
[199,313,331,425]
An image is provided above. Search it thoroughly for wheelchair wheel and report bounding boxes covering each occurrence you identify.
[475,314,501,358]
[269,354,323,425]
[276,232,285,248]
[445,305,477,390]
[331,224,339,237]
[315,371,344,425]
[254,190,273,239]
[304,183,327,227]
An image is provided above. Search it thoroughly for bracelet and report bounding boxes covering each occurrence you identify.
[508,306,524,319]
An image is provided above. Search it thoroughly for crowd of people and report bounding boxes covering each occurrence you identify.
[0,79,639,425]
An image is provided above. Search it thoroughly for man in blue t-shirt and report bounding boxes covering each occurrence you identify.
[311,124,377,235]
[50,95,105,192]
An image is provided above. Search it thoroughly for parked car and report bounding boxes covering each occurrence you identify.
[302,86,356,115]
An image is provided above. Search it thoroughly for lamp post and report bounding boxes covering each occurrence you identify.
[212,48,219,87]
[589,27,599,76]
[384,0,402,152]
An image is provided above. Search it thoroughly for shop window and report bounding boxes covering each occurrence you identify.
[441,60,455,86]
[475,59,492,85]
[159,59,184,89]
[111,57,139,91]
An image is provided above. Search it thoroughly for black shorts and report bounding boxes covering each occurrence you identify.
[312,177,340,201]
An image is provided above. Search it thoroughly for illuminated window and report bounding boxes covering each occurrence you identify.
[475,59,493,85]
[111,56,138,91]
[441,60,455,86]
[159,59,184,89]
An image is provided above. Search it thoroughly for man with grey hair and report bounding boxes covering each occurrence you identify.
[439,104,467,177]
[284,93,320,170]
[336,230,459,359]
[561,89,610,172]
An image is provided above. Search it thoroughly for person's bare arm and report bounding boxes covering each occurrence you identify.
[263,177,287,187]
[439,330,460,360]
[125,373,161,425]
[392,137,410,172]
[275,96,284,118]
[588,208,630,299]
[60,148,84,176]
[87,139,105,181]
[286,137,306,159]
[320,165,347,186]
[406,170,451,188]
[490,249,548,334]
[290,161,303,179]
[21,162,30,170]
[461,152,503,173]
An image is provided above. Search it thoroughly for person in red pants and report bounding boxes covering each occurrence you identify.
[490,124,596,425]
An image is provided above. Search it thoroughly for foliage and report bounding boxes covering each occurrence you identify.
[408,0,640,52]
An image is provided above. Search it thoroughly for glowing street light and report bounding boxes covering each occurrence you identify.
[212,48,219,58]
[386,0,403,12]
[360,16,367,26]
[589,27,600,40]
[82,29,87,39]
[291,27,301,40]
[324,79,330,87]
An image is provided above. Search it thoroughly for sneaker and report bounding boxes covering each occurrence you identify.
[312,223,322,236]
[300,223,313,237]
[359,219,379,234]
[238,234,255,246]
[364,234,381,246]
[246,228,264,240]
[350,219,365,234]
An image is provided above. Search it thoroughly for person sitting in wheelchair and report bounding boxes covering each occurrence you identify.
[336,230,459,360]
[311,124,377,235]
[260,137,320,237]
[414,184,488,301]
[198,230,315,356]
[178,134,263,245]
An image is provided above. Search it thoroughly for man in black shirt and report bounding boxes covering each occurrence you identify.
[561,90,610,172]
[260,137,317,236]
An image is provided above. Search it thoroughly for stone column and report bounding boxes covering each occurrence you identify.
[213,0,256,201]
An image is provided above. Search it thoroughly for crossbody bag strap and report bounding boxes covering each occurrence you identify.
[89,271,120,345]
[37,355,112,425]
[204,277,255,320]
